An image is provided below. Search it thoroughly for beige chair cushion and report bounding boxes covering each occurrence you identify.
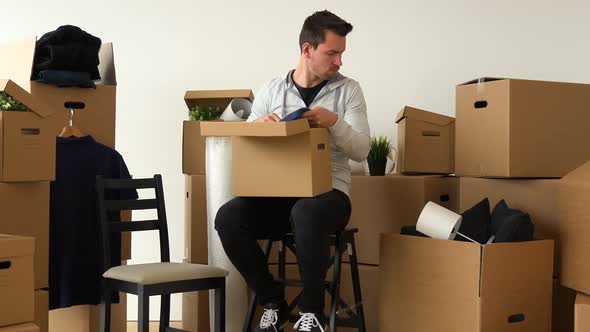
[103,262,228,285]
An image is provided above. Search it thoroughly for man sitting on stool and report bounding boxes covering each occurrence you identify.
[215,10,370,332]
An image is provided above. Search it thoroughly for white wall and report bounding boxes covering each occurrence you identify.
[3,0,589,321]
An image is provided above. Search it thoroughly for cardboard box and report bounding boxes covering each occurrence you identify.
[575,293,590,332]
[0,324,39,332]
[0,79,55,182]
[0,182,49,289]
[559,161,590,294]
[346,175,458,265]
[380,234,553,332]
[554,279,576,332]
[34,290,49,332]
[182,290,210,332]
[201,119,332,197]
[0,37,117,148]
[185,175,208,264]
[265,263,377,332]
[455,77,590,178]
[459,177,561,274]
[395,106,455,174]
[48,292,127,332]
[0,235,34,326]
[182,90,254,175]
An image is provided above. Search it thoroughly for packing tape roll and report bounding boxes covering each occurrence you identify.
[205,136,247,332]
[416,201,463,240]
[220,98,252,121]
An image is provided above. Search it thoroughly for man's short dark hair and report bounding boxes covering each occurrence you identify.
[299,10,353,51]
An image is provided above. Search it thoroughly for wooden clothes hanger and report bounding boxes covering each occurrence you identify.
[59,108,85,138]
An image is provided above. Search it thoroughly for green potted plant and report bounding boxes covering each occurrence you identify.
[0,92,31,112]
[367,135,392,176]
[188,105,222,121]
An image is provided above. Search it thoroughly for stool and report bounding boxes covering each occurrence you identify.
[243,228,366,332]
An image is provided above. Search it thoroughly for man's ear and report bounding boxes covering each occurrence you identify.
[302,42,313,58]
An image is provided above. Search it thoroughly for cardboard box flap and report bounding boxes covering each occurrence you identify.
[184,89,254,111]
[383,234,482,297]
[0,37,36,93]
[200,118,310,137]
[479,240,553,330]
[0,79,54,118]
[395,106,455,126]
[96,42,116,86]
[458,77,506,86]
[0,234,35,258]
[480,240,553,298]
[562,160,590,183]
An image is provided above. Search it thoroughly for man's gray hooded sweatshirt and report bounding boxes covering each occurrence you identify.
[247,70,371,197]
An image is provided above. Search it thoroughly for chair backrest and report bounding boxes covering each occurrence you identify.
[95,174,171,273]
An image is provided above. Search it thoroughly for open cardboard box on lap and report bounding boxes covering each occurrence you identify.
[201,119,332,197]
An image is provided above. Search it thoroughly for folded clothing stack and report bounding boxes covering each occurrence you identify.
[33,25,102,88]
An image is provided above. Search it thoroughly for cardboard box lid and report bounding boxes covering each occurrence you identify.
[97,42,116,86]
[0,234,35,258]
[184,89,254,110]
[0,37,116,92]
[0,323,39,332]
[0,79,53,118]
[562,160,590,183]
[395,106,455,126]
[200,118,312,137]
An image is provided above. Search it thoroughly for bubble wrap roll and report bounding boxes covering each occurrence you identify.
[205,136,247,332]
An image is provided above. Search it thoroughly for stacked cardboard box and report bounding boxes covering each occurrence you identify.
[0,235,40,332]
[455,78,590,332]
[0,40,59,332]
[377,77,590,332]
[395,106,455,175]
[559,161,590,331]
[0,36,129,332]
[182,90,253,331]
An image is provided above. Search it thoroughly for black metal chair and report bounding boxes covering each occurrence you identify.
[96,174,227,332]
[243,228,366,332]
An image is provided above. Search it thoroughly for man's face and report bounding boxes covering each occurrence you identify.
[306,30,346,80]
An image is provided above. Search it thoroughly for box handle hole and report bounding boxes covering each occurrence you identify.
[21,128,40,135]
[64,102,86,110]
[508,314,525,323]
[440,194,450,202]
[422,130,440,137]
[0,261,11,270]
[474,101,488,109]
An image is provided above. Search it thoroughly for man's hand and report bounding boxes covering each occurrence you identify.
[254,113,281,122]
[302,107,338,128]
